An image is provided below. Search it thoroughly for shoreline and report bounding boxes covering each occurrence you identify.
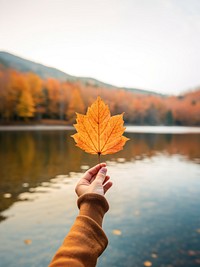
[125,125,200,134]
[0,125,200,133]
[0,125,74,131]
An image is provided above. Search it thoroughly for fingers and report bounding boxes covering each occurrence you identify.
[103,181,113,194]
[83,163,106,182]
[90,175,109,185]
[95,167,107,184]
[103,175,110,185]
[103,175,112,194]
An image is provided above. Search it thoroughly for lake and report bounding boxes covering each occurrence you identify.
[0,127,200,267]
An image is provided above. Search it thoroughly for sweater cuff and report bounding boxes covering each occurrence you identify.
[77,193,109,226]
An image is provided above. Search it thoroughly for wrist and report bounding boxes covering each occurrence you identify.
[77,193,109,226]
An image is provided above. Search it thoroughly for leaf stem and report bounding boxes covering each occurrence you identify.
[98,152,101,164]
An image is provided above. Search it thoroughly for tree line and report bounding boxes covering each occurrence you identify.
[0,65,200,125]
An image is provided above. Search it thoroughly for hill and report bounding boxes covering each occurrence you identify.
[0,51,162,96]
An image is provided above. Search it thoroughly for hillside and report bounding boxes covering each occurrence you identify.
[0,51,162,96]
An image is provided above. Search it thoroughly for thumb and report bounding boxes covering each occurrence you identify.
[95,167,107,184]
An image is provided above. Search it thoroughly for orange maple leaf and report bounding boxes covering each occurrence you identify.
[71,96,129,156]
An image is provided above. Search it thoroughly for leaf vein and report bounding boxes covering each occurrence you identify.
[100,116,122,151]
[77,134,97,153]
[82,121,98,152]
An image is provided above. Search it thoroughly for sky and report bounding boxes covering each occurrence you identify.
[0,0,200,95]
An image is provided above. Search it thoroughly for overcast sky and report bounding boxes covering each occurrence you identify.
[0,0,200,94]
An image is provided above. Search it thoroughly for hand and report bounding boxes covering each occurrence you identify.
[75,163,113,197]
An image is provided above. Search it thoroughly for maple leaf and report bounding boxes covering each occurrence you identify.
[71,96,129,157]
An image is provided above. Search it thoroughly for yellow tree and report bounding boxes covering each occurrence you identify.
[0,69,24,121]
[59,82,73,120]
[16,80,35,120]
[66,88,85,124]
[26,73,43,119]
[45,78,61,118]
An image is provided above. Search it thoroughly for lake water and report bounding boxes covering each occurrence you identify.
[0,127,200,267]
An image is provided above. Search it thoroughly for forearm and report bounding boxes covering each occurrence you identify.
[49,193,109,267]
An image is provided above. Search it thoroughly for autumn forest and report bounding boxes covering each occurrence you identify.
[0,65,200,126]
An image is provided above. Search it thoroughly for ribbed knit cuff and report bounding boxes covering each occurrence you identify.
[77,193,109,226]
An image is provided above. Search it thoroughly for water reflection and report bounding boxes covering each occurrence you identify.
[0,130,200,216]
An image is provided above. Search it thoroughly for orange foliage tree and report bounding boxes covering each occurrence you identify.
[0,65,200,126]
[66,87,85,124]
[16,88,35,119]
[26,73,43,119]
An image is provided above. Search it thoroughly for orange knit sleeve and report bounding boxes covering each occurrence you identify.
[48,193,109,267]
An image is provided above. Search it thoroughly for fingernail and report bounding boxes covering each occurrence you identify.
[100,167,107,174]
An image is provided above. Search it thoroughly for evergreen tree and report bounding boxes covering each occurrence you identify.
[165,110,174,125]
